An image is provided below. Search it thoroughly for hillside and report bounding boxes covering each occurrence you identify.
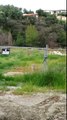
[0,5,66,48]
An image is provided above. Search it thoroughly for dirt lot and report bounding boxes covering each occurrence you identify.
[0,92,66,120]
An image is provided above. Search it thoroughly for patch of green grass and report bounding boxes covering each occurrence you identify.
[13,84,48,95]
[0,48,66,72]
[0,61,66,93]
[0,48,66,94]
[0,86,9,92]
[22,70,66,89]
[13,69,66,94]
[0,74,19,86]
[48,54,64,60]
[0,48,43,73]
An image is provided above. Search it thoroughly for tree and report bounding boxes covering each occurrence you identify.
[45,14,58,25]
[23,8,34,14]
[57,30,66,47]
[36,9,44,16]
[0,11,6,27]
[36,9,50,17]
[26,24,38,46]
[0,5,22,20]
[58,12,67,17]
[16,33,24,46]
[47,32,58,48]
[36,26,51,47]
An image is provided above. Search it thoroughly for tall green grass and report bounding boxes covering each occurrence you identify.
[0,61,66,94]
[0,48,66,94]
[0,48,43,73]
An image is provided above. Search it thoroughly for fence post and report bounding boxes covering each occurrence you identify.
[43,44,48,71]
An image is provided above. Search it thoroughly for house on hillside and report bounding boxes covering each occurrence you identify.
[44,10,66,21]
[44,9,66,16]
[23,10,66,21]
[23,13,38,18]
[57,15,66,21]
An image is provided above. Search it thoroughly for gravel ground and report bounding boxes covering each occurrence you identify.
[0,92,66,120]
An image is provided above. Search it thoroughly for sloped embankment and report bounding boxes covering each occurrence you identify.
[0,92,66,120]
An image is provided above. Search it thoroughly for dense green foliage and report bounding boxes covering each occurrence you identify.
[58,12,67,17]
[0,5,66,47]
[26,25,38,46]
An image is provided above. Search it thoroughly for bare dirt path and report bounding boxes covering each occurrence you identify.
[0,92,66,120]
